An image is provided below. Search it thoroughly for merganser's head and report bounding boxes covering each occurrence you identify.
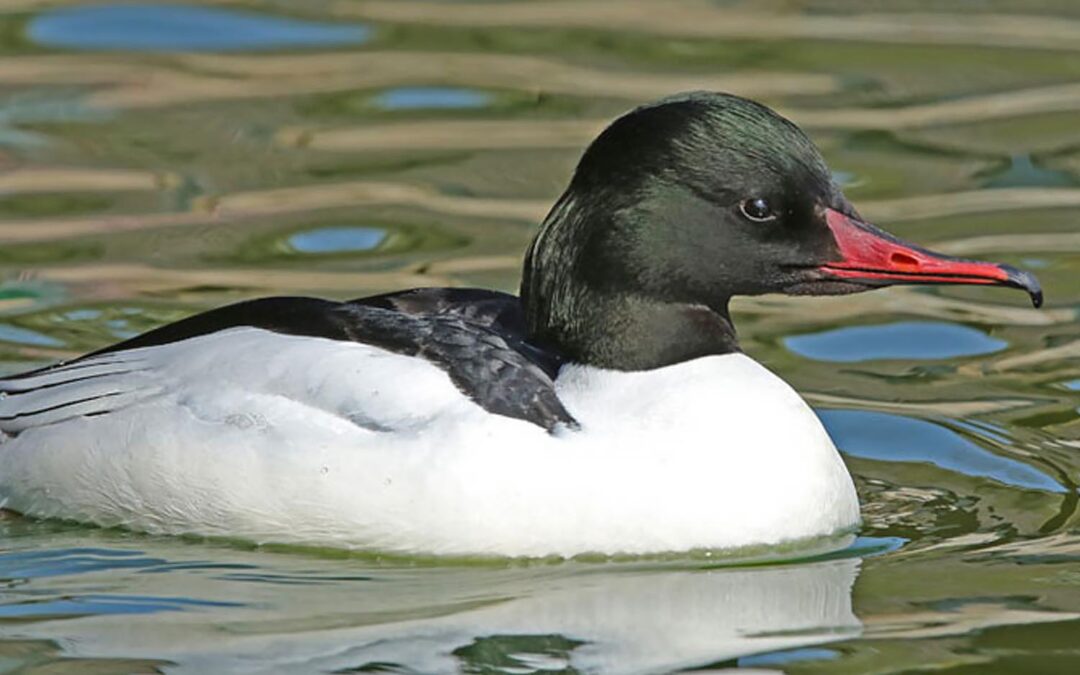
[521,91,1042,370]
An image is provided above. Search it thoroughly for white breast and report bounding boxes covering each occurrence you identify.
[0,330,859,557]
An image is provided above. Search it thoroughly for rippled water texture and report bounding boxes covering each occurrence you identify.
[0,1,1077,672]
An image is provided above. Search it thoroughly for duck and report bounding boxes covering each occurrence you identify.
[0,92,1041,557]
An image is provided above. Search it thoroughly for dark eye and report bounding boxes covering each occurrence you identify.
[739,197,776,223]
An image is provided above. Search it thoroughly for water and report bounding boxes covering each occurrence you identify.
[27,4,372,52]
[783,321,1008,363]
[0,0,1078,672]
[287,226,387,254]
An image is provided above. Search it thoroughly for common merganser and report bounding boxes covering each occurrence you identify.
[0,92,1041,557]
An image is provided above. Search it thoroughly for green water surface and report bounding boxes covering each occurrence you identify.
[0,1,1078,672]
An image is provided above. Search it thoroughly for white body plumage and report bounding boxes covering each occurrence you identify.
[0,328,859,557]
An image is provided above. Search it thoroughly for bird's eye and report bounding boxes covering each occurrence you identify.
[739,197,776,223]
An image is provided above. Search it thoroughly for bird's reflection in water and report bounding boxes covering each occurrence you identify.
[2,543,861,674]
[217,557,860,673]
[400,560,858,674]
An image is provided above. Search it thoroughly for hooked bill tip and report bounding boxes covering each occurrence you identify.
[1002,265,1043,308]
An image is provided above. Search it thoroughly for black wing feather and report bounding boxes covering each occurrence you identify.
[17,288,576,432]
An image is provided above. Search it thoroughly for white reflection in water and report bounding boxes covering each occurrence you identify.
[7,552,861,674]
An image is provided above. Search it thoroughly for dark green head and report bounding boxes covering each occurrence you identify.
[522,92,1041,370]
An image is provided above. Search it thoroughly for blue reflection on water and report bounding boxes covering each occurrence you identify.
[740,647,839,667]
[373,87,492,110]
[849,535,906,557]
[28,4,371,52]
[0,548,164,579]
[288,227,386,253]
[819,409,1064,493]
[0,548,248,619]
[0,323,64,347]
[785,321,1006,362]
[0,594,241,619]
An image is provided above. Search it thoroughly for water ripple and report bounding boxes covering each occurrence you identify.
[785,321,1007,362]
[820,409,1065,493]
[28,4,371,53]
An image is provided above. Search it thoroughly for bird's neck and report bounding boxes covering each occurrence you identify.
[524,283,740,371]
[521,189,740,370]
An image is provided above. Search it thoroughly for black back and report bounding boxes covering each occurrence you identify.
[84,289,577,431]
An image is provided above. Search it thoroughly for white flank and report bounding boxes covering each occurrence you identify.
[0,328,860,556]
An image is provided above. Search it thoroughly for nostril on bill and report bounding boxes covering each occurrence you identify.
[889,251,919,268]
